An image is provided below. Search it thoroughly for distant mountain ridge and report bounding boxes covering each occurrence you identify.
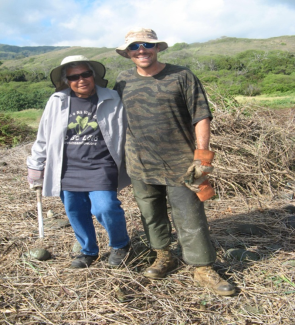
[0,35,295,84]
[0,44,70,60]
[1,35,295,62]
[188,35,295,56]
[1,35,295,111]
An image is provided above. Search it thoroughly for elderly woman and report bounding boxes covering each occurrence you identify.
[27,55,130,268]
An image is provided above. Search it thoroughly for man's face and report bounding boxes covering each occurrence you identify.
[66,64,95,98]
[127,43,160,70]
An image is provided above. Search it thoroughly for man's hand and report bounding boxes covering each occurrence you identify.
[183,149,214,193]
[28,168,44,190]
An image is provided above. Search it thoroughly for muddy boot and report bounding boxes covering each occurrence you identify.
[71,254,98,268]
[108,243,130,266]
[144,248,176,279]
[194,266,235,296]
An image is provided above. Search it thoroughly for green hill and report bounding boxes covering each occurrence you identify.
[1,35,295,70]
[188,35,295,56]
[0,35,295,112]
[0,44,70,60]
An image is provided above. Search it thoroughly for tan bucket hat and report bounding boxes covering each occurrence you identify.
[116,28,168,58]
[50,55,108,91]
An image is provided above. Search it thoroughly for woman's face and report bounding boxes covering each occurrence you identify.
[66,64,96,98]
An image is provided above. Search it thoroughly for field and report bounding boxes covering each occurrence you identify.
[235,94,295,110]
[0,97,295,324]
[4,109,43,129]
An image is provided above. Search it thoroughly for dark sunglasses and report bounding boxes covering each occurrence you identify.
[66,70,93,81]
[127,43,156,51]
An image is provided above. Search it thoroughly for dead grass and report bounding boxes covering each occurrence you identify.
[0,103,295,324]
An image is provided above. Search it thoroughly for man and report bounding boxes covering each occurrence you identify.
[114,28,235,296]
[27,55,130,268]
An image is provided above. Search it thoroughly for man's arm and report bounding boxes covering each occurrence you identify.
[194,117,211,150]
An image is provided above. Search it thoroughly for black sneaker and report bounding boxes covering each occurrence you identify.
[71,254,98,268]
[108,243,130,266]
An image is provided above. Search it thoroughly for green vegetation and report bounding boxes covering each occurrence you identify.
[0,113,37,147]
[0,36,295,112]
[5,109,43,129]
[0,81,53,111]
[162,49,295,97]
[236,93,295,109]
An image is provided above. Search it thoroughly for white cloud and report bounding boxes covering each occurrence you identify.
[0,0,294,47]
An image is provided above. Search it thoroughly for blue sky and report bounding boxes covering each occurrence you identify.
[0,0,295,48]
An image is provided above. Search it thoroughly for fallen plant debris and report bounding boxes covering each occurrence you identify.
[208,91,295,200]
[0,113,36,148]
[0,100,294,324]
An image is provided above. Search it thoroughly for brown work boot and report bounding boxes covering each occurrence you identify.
[143,248,176,279]
[194,266,235,296]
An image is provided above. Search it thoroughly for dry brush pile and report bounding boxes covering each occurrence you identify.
[0,97,295,324]
[207,88,295,200]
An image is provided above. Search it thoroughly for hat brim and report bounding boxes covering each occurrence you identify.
[50,60,108,91]
[116,40,168,59]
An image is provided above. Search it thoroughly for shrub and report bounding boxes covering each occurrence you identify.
[0,89,53,111]
[262,74,295,93]
[0,113,36,147]
[170,42,189,51]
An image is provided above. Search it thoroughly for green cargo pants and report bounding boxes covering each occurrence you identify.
[131,179,216,266]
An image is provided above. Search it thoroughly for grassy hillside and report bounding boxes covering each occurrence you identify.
[0,46,117,76]
[1,35,295,71]
[187,35,295,56]
[0,35,295,112]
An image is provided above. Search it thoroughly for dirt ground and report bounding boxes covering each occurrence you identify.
[0,140,294,325]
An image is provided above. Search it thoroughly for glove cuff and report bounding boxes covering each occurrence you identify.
[28,168,44,183]
[194,149,214,163]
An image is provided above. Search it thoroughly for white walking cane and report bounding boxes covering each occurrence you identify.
[36,187,44,238]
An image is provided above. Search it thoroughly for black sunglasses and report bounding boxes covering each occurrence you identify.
[127,43,156,51]
[66,70,93,81]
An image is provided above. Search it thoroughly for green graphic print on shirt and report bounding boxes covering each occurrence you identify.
[68,116,98,135]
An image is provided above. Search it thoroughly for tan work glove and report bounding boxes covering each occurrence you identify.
[183,149,214,193]
[27,168,44,190]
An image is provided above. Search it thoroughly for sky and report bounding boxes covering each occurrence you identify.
[0,0,295,48]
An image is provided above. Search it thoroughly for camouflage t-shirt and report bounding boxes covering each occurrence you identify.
[114,64,212,186]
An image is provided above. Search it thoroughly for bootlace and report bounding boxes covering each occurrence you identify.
[152,250,171,268]
[201,266,222,284]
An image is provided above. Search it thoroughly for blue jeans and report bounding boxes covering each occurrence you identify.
[60,191,129,256]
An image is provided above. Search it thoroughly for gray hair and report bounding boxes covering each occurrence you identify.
[61,62,96,85]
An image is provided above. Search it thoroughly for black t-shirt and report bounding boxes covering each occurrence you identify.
[61,92,118,191]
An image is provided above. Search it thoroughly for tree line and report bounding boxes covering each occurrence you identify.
[0,48,295,111]
[162,47,295,96]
